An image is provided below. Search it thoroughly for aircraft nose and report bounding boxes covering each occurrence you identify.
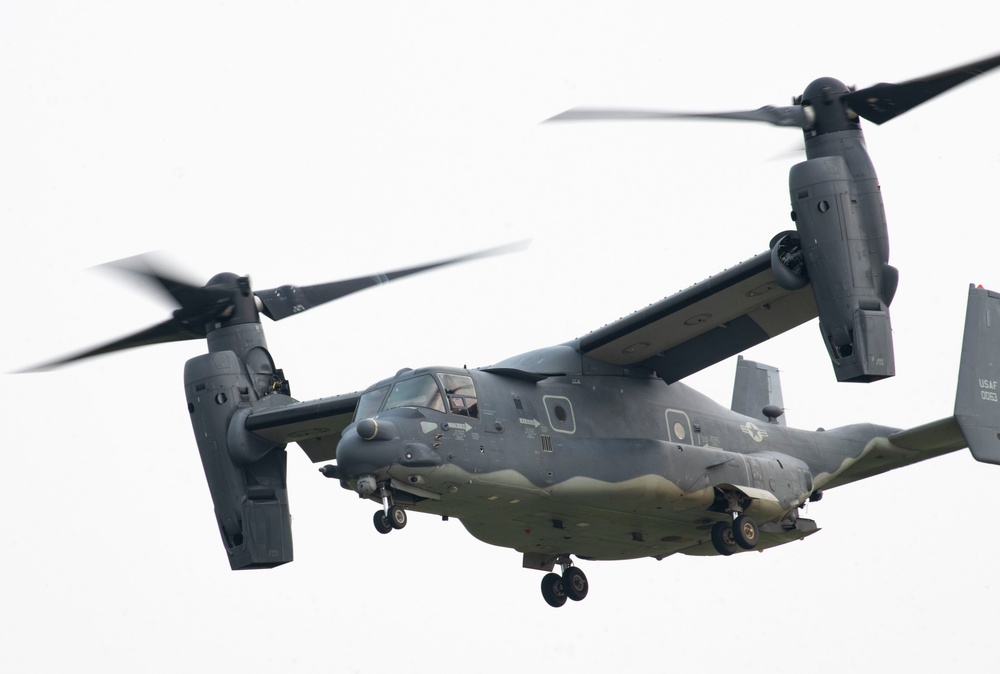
[336,417,444,480]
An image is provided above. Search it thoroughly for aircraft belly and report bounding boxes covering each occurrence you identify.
[402,464,724,560]
[385,437,811,560]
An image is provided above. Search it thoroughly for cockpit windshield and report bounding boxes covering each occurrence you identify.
[355,372,479,420]
[355,386,389,420]
[383,374,446,413]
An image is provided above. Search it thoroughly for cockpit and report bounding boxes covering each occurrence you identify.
[354,371,479,420]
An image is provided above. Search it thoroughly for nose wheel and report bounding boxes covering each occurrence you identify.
[371,482,408,534]
[373,505,407,534]
[540,560,589,608]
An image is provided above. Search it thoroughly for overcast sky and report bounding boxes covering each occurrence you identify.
[3,3,999,672]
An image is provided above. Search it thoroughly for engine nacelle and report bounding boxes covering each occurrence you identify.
[784,155,896,382]
[184,350,293,569]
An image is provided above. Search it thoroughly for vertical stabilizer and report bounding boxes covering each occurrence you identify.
[731,356,786,425]
[955,285,1000,465]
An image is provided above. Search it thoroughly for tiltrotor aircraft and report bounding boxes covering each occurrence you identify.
[30,53,1000,607]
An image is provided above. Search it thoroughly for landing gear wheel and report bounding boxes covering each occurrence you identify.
[711,520,739,556]
[388,505,407,530]
[540,572,567,608]
[733,514,759,550]
[373,510,393,534]
[562,567,589,601]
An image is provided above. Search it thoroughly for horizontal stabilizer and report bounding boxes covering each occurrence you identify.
[818,418,965,491]
[955,285,1000,464]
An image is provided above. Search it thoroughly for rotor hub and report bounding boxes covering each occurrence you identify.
[800,77,860,137]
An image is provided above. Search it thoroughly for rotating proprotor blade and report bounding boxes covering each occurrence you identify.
[546,105,809,128]
[843,52,1000,125]
[107,254,235,318]
[19,256,244,371]
[255,240,529,321]
[28,318,202,371]
[546,51,1000,132]
[19,241,529,371]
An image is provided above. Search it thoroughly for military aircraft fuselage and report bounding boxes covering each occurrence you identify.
[333,346,893,563]
[28,52,1000,607]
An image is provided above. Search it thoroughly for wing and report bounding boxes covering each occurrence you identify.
[577,251,817,382]
[245,391,363,462]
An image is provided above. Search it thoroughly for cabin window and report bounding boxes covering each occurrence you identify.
[438,373,479,418]
[543,395,576,434]
[355,385,389,420]
[665,409,692,444]
[383,375,446,414]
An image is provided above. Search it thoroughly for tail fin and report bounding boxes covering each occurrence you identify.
[731,355,786,425]
[955,285,1000,465]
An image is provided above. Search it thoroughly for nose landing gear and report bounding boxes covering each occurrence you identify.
[373,505,407,534]
[369,480,408,534]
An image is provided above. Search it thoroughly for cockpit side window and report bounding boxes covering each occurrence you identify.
[355,386,389,421]
[383,374,446,413]
[438,373,478,419]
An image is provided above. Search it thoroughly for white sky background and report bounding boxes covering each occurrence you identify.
[3,3,999,672]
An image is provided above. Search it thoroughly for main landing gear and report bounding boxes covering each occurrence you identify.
[711,513,759,556]
[540,559,589,608]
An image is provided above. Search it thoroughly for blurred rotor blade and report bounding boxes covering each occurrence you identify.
[18,318,203,372]
[545,105,808,128]
[19,256,244,372]
[102,254,233,317]
[845,51,1000,125]
[256,240,530,321]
